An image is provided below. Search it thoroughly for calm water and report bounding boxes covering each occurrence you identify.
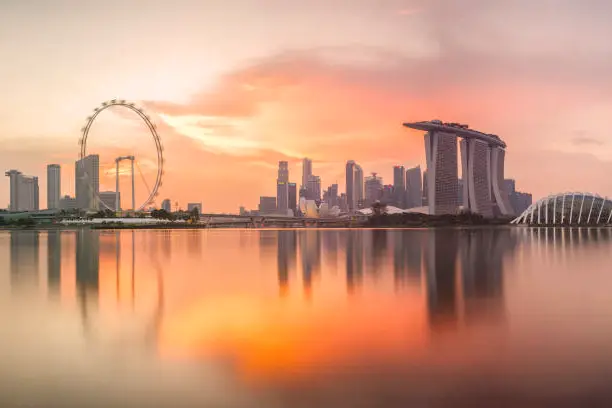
[1,227,612,407]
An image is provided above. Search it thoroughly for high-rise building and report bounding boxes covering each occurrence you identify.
[161,198,172,212]
[278,161,289,183]
[302,158,312,190]
[339,193,348,212]
[346,161,356,211]
[460,138,492,217]
[187,203,202,213]
[323,184,339,207]
[504,179,531,215]
[422,170,428,206]
[404,120,512,218]
[99,191,120,211]
[354,164,364,209]
[5,170,39,211]
[405,166,422,209]
[489,147,513,216]
[306,175,321,201]
[424,131,459,215]
[288,183,297,214]
[277,161,289,214]
[47,164,61,210]
[364,173,383,207]
[393,165,405,207]
[511,192,532,215]
[75,154,100,211]
[60,195,77,211]
[382,185,394,205]
[259,196,277,215]
[277,181,288,213]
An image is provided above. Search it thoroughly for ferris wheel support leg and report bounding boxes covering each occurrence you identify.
[131,159,136,212]
[115,160,120,212]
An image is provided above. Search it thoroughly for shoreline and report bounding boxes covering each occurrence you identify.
[1,224,609,231]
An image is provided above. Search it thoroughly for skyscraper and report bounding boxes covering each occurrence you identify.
[277,161,289,213]
[75,154,100,211]
[354,164,364,209]
[47,164,61,210]
[5,170,39,211]
[302,158,312,191]
[424,131,458,215]
[323,184,339,207]
[161,198,172,212]
[460,138,492,217]
[422,170,428,206]
[288,183,297,214]
[346,161,355,211]
[259,196,277,214]
[405,166,422,209]
[306,175,321,201]
[393,165,405,207]
[364,173,383,207]
[278,161,289,183]
[404,120,512,218]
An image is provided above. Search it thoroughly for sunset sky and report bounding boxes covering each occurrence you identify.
[2,0,612,212]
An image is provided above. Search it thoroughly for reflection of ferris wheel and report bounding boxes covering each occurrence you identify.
[79,99,164,212]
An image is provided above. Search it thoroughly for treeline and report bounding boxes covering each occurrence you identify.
[366,212,513,227]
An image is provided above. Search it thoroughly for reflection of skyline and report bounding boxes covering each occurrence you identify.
[345,231,364,293]
[300,230,321,296]
[47,231,61,297]
[76,229,100,334]
[425,228,519,333]
[425,231,459,330]
[10,231,40,290]
[277,230,297,296]
[392,230,423,290]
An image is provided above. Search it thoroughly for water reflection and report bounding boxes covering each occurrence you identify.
[3,227,612,407]
[10,231,39,289]
[47,231,61,297]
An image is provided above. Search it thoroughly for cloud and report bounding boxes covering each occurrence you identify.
[397,8,422,16]
[571,132,605,146]
[131,2,612,209]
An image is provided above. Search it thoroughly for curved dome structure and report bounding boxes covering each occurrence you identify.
[511,193,612,225]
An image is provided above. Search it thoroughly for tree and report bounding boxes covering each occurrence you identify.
[190,207,200,223]
[371,200,387,217]
[151,209,175,221]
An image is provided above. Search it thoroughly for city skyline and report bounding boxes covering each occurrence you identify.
[2,1,612,212]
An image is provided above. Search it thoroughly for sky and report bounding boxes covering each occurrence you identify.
[2,0,612,212]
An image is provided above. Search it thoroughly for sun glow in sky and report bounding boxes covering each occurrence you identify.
[2,0,612,211]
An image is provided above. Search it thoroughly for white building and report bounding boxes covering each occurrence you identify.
[47,164,61,210]
[75,154,100,210]
[5,170,39,211]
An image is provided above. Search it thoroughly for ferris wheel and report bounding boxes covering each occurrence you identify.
[79,99,164,212]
